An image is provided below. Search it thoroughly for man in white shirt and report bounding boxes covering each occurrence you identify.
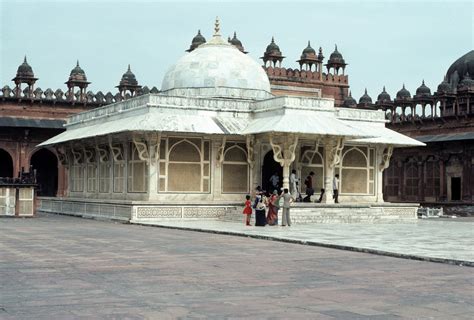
[289,169,299,200]
[333,174,340,203]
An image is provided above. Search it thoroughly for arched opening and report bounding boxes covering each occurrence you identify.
[340,147,368,194]
[168,140,202,192]
[0,149,13,178]
[222,145,249,193]
[262,150,282,193]
[31,148,58,197]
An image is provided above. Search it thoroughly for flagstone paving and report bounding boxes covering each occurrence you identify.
[135,217,474,265]
[0,213,473,319]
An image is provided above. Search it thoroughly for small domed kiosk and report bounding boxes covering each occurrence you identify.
[39,19,423,224]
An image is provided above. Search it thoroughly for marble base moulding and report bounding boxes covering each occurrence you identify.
[221,203,419,224]
[39,197,418,224]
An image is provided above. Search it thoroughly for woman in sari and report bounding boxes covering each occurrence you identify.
[254,192,267,226]
[266,190,279,225]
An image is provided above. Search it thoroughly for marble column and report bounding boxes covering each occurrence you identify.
[375,146,388,203]
[212,138,224,200]
[321,138,344,204]
[269,133,298,191]
[146,135,161,200]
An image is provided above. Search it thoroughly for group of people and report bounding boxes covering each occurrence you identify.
[243,170,341,227]
[242,186,294,227]
[290,170,339,203]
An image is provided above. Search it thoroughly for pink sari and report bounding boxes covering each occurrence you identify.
[266,194,279,225]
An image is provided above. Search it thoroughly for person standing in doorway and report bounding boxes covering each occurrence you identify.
[269,172,280,192]
[289,169,299,200]
[279,188,294,226]
[333,174,340,203]
[303,171,314,202]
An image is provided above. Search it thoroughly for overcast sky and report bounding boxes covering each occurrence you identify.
[1,0,472,101]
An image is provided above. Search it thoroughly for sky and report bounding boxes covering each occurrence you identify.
[1,0,473,101]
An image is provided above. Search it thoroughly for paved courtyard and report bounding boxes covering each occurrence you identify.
[136,217,474,265]
[1,213,473,319]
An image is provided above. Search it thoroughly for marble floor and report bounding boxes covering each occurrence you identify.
[133,217,474,265]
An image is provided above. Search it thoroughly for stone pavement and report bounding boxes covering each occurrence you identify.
[135,217,474,266]
[1,214,473,319]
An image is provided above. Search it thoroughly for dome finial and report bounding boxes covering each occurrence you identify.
[76,60,80,67]
[364,88,367,94]
[207,17,226,44]
[383,86,386,91]
[271,36,275,43]
[24,55,27,63]
[127,64,131,72]
[214,16,220,36]
[335,44,338,51]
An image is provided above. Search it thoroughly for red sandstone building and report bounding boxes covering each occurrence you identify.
[0,33,472,210]
[341,51,473,209]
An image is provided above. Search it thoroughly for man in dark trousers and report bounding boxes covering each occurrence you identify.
[333,174,340,203]
[303,171,314,202]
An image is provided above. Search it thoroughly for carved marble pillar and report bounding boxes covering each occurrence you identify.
[376,145,393,203]
[212,138,225,199]
[246,135,256,192]
[252,139,262,193]
[109,138,126,195]
[132,133,160,200]
[55,146,69,197]
[321,138,344,203]
[269,133,298,191]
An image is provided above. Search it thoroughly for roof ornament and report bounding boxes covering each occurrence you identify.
[214,16,220,36]
[208,16,227,45]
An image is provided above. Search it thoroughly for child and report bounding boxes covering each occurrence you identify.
[242,195,252,226]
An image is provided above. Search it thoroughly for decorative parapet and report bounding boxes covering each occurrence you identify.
[161,87,273,101]
[0,83,159,106]
[68,94,255,127]
[253,95,334,112]
[265,66,348,84]
[335,107,386,122]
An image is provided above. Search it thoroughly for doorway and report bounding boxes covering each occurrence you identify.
[451,177,461,201]
[0,149,13,178]
[261,150,282,193]
[31,148,58,197]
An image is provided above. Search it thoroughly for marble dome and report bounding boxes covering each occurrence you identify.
[161,34,272,100]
